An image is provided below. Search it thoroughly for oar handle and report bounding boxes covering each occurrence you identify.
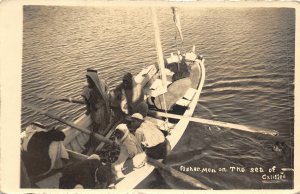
[59,98,85,104]
[35,93,85,104]
[23,102,114,145]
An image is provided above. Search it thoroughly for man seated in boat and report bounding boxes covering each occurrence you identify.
[82,68,111,134]
[151,53,202,111]
[128,113,171,160]
[21,122,69,177]
[165,55,191,82]
[112,123,147,180]
[59,154,115,189]
[110,72,148,118]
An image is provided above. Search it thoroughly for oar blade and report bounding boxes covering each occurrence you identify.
[167,167,213,190]
[147,158,212,190]
[193,117,279,136]
[242,125,279,136]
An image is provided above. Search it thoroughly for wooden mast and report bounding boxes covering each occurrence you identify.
[151,7,169,128]
[151,8,168,93]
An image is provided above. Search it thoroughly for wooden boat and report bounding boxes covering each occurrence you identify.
[27,49,206,189]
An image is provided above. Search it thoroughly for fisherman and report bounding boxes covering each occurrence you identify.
[112,123,146,180]
[81,69,111,153]
[128,113,171,160]
[82,68,111,134]
[169,56,191,82]
[152,53,202,111]
[59,154,115,189]
[110,73,148,117]
[21,122,69,177]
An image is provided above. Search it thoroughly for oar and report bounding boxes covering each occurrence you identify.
[147,158,212,190]
[35,93,85,104]
[149,110,279,136]
[23,102,114,144]
[95,119,123,152]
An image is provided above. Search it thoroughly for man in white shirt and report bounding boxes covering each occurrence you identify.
[128,113,171,160]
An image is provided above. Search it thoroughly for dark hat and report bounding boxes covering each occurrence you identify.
[86,68,101,89]
[123,73,133,82]
[86,68,98,77]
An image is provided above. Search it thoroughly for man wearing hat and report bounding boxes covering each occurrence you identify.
[128,113,171,160]
[82,69,111,153]
[112,123,146,179]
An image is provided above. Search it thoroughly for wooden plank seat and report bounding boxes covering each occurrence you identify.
[175,88,197,107]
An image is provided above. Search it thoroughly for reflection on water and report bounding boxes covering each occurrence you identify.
[22,6,294,189]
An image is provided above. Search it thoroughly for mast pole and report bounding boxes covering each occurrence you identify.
[151,7,169,128]
[151,8,168,92]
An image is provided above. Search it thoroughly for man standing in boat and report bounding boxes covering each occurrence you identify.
[82,69,111,149]
[110,72,148,118]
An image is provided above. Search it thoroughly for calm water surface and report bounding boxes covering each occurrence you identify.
[22,6,294,189]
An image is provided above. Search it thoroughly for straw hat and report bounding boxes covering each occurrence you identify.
[87,154,101,160]
[115,124,129,142]
[116,124,129,133]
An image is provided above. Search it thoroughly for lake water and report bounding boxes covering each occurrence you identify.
[22,6,294,189]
